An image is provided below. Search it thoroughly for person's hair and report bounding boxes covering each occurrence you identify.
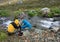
[50,30,54,33]
[14,16,18,21]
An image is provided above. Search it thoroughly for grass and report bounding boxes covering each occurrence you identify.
[0,10,10,17]
[51,7,60,14]
[0,31,7,41]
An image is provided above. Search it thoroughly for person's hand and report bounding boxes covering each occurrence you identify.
[18,31,23,36]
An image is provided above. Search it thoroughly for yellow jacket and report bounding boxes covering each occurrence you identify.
[7,19,20,33]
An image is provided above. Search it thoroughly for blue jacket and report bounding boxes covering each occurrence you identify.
[21,19,32,29]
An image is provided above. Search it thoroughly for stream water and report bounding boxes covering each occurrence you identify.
[31,16,60,30]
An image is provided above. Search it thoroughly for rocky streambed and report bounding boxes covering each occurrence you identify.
[0,16,60,42]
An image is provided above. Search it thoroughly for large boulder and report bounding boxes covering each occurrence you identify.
[41,7,51,14]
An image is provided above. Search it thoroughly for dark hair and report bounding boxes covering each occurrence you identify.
[14,16,18,21]
[50,30,54,33]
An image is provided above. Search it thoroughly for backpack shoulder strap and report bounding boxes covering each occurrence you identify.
[11,22,19,29]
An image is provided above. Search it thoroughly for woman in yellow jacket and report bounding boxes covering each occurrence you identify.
[7,18,22,36]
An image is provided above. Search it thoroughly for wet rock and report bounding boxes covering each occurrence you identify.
[30,16,40,26]
[53,17,60,21]
[52,27,59,32]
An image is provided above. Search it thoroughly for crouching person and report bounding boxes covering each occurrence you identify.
[19,13,32,31]
[21,19,32,31]
[7,18,23,36]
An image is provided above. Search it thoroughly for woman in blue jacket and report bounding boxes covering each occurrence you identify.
[19,13,32,30]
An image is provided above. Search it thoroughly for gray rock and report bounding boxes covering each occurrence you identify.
[23,30,30,36]
[41,7,51,14]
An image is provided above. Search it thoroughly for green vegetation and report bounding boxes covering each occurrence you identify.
[14,10,22,16]
[27,10,38,17]
[37,7,60,17]
[0,10,10,17]
[0,31,7,41]
[47,13,54,18]
[51,7,60,14]
[0,7,60,18]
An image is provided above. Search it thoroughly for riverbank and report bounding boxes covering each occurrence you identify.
[0,16,60,42]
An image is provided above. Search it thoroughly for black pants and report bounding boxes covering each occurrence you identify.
[7,32,15,36]
[7,31,23,36]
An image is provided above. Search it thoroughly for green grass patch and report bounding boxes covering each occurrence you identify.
[0,31,7,41]
[0,10,10,17]
[51,7,60,14]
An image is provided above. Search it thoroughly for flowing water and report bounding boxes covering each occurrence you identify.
[31,16,60,29]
